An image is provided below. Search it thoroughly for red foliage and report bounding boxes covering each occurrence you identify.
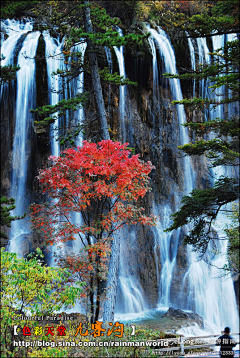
[178,1,190,14]
[30,140,156,313]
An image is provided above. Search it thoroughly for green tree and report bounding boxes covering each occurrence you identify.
[1,0,38,18]
[1,247,83,357]
[225,203,240,275]
[0,56,20,85]
[29,0,145,140]
[164,1,239,268]
[0,196,26,247]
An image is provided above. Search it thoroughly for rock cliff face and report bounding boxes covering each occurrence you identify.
[1,78,16,196]
[110,38,211,310]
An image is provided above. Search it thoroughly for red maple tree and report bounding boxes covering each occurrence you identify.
[30,140,155,321]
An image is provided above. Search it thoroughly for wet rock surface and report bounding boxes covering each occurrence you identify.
[162,307,204,328]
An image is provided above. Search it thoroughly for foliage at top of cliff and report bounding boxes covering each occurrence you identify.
[1,0,38,18]
[138,0,239,37]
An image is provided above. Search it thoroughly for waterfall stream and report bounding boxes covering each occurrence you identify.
[178,33,239,335]
[113,27,127,143]
[148,26,195,310]
[1,20,32,97]
[186,33,196,97]
[43,34,87,263]
[142,25,238,334]
[148,26,195,189]
[1,21,41,254]
[43,32,66,157]
[69,41,87,148]
[105,46,113,107]
[69,41,87,258]
[43,32,67,264]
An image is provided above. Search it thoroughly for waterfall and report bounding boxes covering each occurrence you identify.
[227,33,239,117]
[41,35,87,311]
[43,32,65,157]
[152,204,181,306]
[105,46,113,106]
[148,26,195,190]
[211,34,226,122]
[186,34,196,97]
[147,25,239,334]
[113,27,127,142]
[148,35,159,101]
[43,34,87,262]
[196,37,211,102]
[115,228,147,315]
[113,29,145,315]
[2,19,41,255]
[69,41,87,256]
[147,25,193,309]
[42,32,67,264]
[180,33,239,334]
[69,41,87,148]
[1,20,32,97]
[116,232,147,314]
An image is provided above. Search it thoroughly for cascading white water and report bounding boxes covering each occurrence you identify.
[1,20,32,97]
[41,36,87,312]
[227,33,239,117]
[116,25,197,319]
[113,27,127,142]
[115,226,147,315]
[148,26,195,190]
[148,35,159,101]
[43,34,87,262]
[3,20,40,254]
[196,37,211,101]
[186,34,196,97]
[43,31,66,157]
[211,34,225,121]
[69,41,87,148]
[112,29,146,315]
[148,32,193,308]
[105,46,113,106]
[152,204,181,306]
[43,32,67,264]
[148,25,194,310]
[148,25,239,335]
[69,41,87,257]
[179,33,239,334]
[0,20,33,254]
[117,231,147,314]
[148,26,195,305]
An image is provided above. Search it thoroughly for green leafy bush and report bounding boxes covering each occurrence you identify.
[1,248,84,357]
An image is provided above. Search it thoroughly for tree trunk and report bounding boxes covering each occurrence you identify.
[83,0,119,323]
[89,273,94,324]
[94,275,101,323]
[83,0,110,140]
